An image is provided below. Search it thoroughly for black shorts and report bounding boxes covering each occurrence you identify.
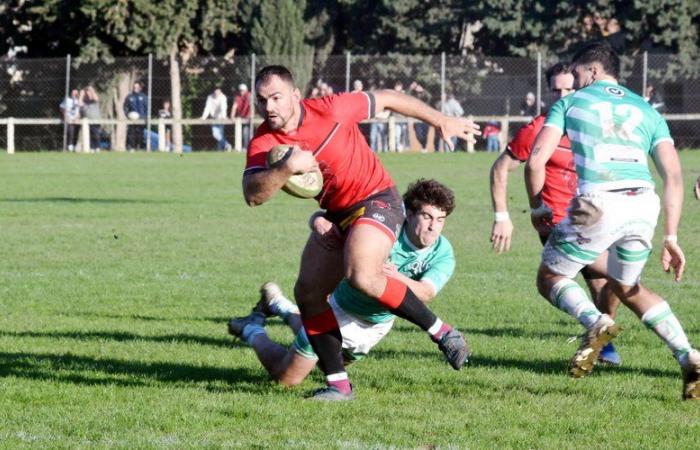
[325,187,405,242]
[539,232,603,281]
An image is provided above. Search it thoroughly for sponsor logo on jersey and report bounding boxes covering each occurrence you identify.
[372,213,386,222]
[605,86,625,97]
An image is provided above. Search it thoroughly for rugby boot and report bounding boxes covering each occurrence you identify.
[227,312,265,338]
[252,281,284,317]
[682,349,700,400]
[569,314,621,378]
[438,329,471,370]
[598,342,622,366]
[309,385,354,401]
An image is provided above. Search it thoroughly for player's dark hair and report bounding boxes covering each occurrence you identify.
[255,65,295,89]
[403,179,455,216]
[545,62,570,88]
[572,42,620,78]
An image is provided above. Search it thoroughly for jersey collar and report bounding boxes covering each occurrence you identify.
[399,226,437,254]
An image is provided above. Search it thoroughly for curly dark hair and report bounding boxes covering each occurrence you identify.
[403,179,456,216]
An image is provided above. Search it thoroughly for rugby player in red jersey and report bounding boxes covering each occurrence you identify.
[488,62,621,365]
[242,65,480,400]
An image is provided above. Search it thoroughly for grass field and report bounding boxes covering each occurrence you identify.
[1,151,699,449]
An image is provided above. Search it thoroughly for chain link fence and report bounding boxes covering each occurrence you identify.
[2,53,700,152]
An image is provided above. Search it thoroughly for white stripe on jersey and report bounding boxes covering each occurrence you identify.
[572,91,601,103]
[566,106,599,125]
[568,129,597,147]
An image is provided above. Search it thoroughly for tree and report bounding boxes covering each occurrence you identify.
[249,0,314,94]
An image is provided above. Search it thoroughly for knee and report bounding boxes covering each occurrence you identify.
[346,266,382,297]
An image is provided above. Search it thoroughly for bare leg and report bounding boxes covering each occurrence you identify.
[250,334,317,387]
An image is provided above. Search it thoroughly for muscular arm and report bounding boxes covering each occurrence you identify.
[489,151,522,253]
[653,141,684,237]
[372,89,480,146]
[386,269,436,303]
[525,126,561,208]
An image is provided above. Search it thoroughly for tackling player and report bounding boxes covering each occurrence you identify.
[242,66,479,400]
[526,43,700,399]
[489,62,621,365]
[229,179,457,396]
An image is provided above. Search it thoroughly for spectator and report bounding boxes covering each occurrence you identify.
[309,87,320,98]
[158,100,173,151]
[605,18,625,54]
[60,88,81,151]
[409,81,432,152]
[368,83,388,153]
[123,81,147,150]
[695,176,700,200]
[594,13,608,37]
[520,92,542,116]
[80,86,102,152]
[581,14,601,41]
[230,83,252,151]
[434,93,464,151]
[201,87,231,151]
[352,79,363,92]
[644,84,667,113]
[483,120,501,152]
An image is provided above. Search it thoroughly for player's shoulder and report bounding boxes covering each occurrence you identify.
[431,235,455,259]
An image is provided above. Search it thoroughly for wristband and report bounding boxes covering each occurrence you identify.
[308,210,326,230]
[494,211,510,222]
[663,235,678,242]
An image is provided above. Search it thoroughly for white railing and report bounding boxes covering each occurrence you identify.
[2,114,700,154]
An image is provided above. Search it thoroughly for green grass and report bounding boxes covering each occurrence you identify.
[1,151,699,449]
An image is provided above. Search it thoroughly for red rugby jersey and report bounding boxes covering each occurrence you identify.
[245,92,394,211]
[507,114,577,226]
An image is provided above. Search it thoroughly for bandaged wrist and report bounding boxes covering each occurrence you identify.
[494,211,510,222]
[663,235,678,242]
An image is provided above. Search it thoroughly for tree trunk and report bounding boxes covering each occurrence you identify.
[169,46,183,154]
[112,71,134,152]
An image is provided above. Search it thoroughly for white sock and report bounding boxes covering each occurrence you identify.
[269,294,299,321]
[549,279,602,329]
[242,324,266,346]
[641,301,692,363]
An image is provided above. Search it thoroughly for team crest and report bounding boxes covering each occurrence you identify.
[605,86,625,97]
[372,213,386,223]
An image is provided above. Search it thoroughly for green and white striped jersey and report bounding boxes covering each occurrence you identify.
[544,80,673,193]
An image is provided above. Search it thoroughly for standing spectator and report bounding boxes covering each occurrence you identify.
[644,83,666,113]
[124,81,147,151]
[352,79,363,93]
[409,82,432,152]
[434,93,464,151]
[694,176,700,200]
[231,83,252,151]
[60,89,81,151]
[80,86,102,152]
[201,87,231,151]
[158,100,173,151]
[368,83,388,152]
[483,120,501,152]
[520,92,541,116]
[605,18,625,54]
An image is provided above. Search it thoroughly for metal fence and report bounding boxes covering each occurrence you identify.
[1,53,700,152]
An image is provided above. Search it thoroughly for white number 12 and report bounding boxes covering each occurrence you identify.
[590,102,643,143]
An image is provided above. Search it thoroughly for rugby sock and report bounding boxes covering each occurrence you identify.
[379,276,450,341]
[241,324,266,346]
[641,301,692,363]
[267,294,300,323]
[302,308,348,390]
[326,372,352,394]
[548,279,601,329]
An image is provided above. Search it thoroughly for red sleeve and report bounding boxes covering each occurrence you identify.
[506,114,545,162]
[244,126,273,172]
[324,92,374,124]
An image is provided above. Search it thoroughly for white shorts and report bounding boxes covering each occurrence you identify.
[293,295,395,362]
[542,189,660,286]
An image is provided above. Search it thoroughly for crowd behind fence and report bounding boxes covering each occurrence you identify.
[1,53,700,152]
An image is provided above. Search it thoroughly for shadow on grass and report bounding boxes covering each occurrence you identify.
[390,323,572,340]
[0,330,247,350]
[0,197,173,204]
[70,312,233,324]
[0,351,270,393]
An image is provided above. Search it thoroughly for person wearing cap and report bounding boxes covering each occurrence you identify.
[231,83,252,151]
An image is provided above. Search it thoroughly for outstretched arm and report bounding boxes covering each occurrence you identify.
[373,89,480,150]
[489,151,522,253]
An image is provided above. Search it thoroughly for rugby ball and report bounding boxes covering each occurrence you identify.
[266,145,323,199]
[127,111,140,120]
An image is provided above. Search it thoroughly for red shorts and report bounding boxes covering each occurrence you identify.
[324,187,404,243]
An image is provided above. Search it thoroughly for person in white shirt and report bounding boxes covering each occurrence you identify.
[201,88,231,151]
